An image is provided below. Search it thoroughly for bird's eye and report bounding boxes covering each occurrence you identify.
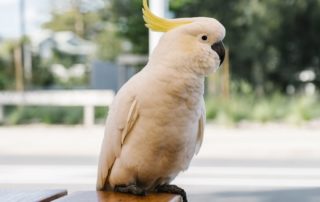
[201,35,208,41]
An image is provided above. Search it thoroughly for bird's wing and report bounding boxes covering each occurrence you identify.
[195,98,206,155]
[96,91,139,190]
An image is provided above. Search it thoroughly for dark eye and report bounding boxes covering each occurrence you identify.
[201,35,208,41]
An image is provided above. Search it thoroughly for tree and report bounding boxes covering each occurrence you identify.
[173,0,320,93]
[110,0,320,94]
[109,0,148,54]
[273,0,320,90]
[43,0,123,61]
[0,41,17,90]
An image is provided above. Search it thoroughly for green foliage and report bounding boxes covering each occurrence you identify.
[0,62,14,90]
[0,41,16,90]
[206,93,320,125]
[111,0,320,93]
[2,0,318,92]
[95,106,108,124]
[43,9,100,40]
[4,106,109,125]
[42,1,124,61]
[50,49,84,68]
[109,0,149,53]
[5,106,83,125]
[286,95,320,123]
[173,0,320,93]
[95,26,123,61]
[31,54,55,88]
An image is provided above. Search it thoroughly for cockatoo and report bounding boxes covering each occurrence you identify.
[97,0,225,201]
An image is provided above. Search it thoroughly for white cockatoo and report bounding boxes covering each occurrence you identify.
[97,0,225,201]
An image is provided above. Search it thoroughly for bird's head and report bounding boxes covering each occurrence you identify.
[143,0,226,75]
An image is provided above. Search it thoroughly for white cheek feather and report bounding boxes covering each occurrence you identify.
[193,47,220,75]
[212,51,221,72]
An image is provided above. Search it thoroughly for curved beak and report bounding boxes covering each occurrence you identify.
[211,41,225,66]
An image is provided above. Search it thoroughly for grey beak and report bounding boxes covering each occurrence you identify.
[211,41,225,66]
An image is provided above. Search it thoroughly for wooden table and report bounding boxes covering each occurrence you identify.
[55,191,182,202]
[0,189,67,202]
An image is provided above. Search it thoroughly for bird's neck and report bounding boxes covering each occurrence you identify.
[146,65,205,99]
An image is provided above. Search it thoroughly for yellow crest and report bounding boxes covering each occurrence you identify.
[142,0,191,32]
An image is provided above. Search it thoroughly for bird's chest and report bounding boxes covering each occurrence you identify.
[162,84,202,122]
[152,90,201,149]
[138,83,202,171]
[141,77,203,127]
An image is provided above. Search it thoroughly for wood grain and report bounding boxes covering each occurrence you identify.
[0,189,67,202]
[55,191,182,202]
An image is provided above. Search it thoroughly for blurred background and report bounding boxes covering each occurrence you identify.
[0,0,320,125]
[0,0,320,201]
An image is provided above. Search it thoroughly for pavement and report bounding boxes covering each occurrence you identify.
[0,124,320,202]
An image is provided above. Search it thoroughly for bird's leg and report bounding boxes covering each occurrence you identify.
[156,184,188,202]
[114,184,146,196]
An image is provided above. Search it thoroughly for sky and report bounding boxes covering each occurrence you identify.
[0,0,55,39]
[0,0,106,39]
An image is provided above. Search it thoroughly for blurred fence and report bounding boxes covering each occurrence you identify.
[0,90,114,126]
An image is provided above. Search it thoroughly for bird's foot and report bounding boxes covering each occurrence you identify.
[114,184,146,196]
[156,184,187,202]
